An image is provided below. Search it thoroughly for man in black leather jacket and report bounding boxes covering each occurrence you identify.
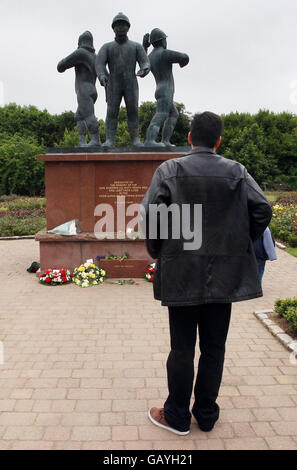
[142,112,272,435]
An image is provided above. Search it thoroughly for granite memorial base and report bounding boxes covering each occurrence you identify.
[35,148,189,277]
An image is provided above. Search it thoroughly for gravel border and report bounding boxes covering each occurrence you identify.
[254,309,297,353]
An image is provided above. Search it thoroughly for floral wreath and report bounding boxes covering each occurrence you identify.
[39,268,73,286]
[145,263,156,282]
[72,262,107,288]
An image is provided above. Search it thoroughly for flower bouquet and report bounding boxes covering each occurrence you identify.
[39,268,73,286]
[145,263,156,282]
[72,262,107,288]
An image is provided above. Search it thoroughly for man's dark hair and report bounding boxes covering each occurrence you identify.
[190,111,223,148]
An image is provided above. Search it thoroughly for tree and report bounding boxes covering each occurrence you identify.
[55,119,106,147]
[223,123,278,187]
[0,104,76,147]
[0,134,45,196]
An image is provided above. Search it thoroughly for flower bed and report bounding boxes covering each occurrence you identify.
[274,297,297,335]
[269,192,297,248]
[0,197,46,237]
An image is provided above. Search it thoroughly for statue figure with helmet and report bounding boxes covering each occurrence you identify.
[143,28,189,147]
[96,12,150,148]
[57,31,100,147]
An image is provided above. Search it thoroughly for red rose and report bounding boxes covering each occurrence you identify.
[150,275,154,282]
[146,269,150,274]
[45,277,51,283]
[62,276,67,283]
[61,269,66,274]
[45,269,51,275]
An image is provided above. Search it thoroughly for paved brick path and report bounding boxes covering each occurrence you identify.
[0,239,296,450]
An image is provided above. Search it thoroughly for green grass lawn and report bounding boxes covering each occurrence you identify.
[286,247,297,258]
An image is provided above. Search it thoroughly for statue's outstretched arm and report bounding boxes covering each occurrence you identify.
[142,33,150,54]
[136,43,151,78]
[164,50,190,68]
[95,45,110,87]
[57,49,85,73]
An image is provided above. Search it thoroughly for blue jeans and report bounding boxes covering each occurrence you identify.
[257,260,266,284]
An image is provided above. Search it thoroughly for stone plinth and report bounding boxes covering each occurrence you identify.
[36,149,189,277]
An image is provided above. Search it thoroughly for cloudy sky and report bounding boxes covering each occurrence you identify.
[1,0,297,118]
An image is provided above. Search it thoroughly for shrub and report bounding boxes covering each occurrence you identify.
[0,215,45,237]
[285,306,297,333]
[0,134,45,196]
[0,196,46,236]
[269,202,297,247]
[288,233,297,247]
[6,197,46,211]
[0,194,18,202]
[0,104,76,147]
[275,297,297,318]
[276,192,297,205]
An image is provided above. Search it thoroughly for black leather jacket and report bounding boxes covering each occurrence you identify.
[141,147,272,306]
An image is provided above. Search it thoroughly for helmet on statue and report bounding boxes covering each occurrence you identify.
[112,12,131,28]
[149,28,167,45]
[78,31,95,52]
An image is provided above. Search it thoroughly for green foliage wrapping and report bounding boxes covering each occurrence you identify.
[0,134,45,196]
[274,297,297,333]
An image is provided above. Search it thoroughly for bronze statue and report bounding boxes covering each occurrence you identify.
[143,28,189,147]
[96,13,150,148]
[57,31,100,147]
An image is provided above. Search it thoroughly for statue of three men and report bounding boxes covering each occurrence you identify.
[57,13,189,148]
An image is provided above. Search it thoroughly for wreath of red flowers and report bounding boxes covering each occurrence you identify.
[39,268,73,286]
[145,263,156,283]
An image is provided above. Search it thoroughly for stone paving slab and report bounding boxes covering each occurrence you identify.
[0,240,296,450]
